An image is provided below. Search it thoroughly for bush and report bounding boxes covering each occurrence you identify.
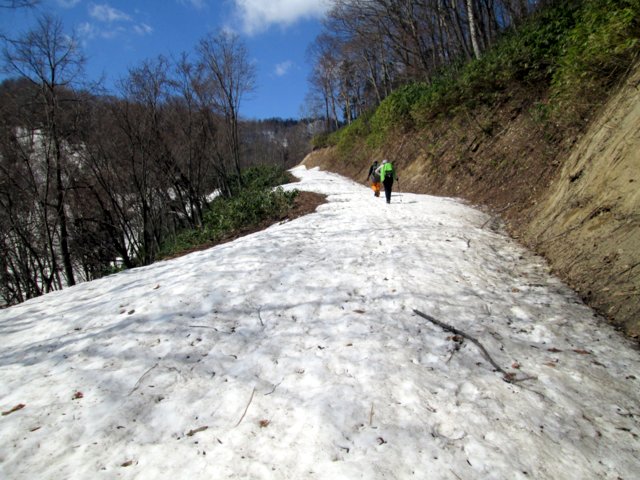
[311,132,333,149]
[368,83,432,145]
[362,1,579,145]
[205,186,297,229]
[332,115,371,159]
[228,164,292,195]
[158,165,298,258]
[551,0,640,119]
[443,1,578,108]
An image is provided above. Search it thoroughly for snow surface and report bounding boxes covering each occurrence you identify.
[0,166,638,479]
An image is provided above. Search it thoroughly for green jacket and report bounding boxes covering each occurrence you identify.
[379,162,396,182]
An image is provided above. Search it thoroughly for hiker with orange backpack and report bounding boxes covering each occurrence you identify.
[367,160,381,197]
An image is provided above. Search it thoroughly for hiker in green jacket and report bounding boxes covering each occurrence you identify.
[376,159,397,204]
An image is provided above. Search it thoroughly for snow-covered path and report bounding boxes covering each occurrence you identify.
[0,166,638,479]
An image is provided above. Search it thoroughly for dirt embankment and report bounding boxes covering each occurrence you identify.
[524,65,640,336]
[302,62,640,339]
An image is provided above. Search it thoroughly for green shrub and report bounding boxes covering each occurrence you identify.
[228,164,292,195]
[206,186,297,229]
[362,1,579,143]
[552,0,640,118]
[158,165,298,258]
[367,83,432,146]
[333,115,371,159]
[410,72,461,126]
[446,1,578,107]
[311,132,332,149]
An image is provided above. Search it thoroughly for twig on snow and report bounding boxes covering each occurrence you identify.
[186,426,208,437]
[258,307,265,327]
[264,379,283,396]
[446,338,462,364]
[2,404,26,416]
[128,363,159,396]
[481,204,511,229]
[234,387,256,427]
[413,309,535,384]
[369,403,374,426]
[414,309,504,372]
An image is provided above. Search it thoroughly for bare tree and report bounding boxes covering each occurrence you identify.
[307,33,344,131]
[196,31,255,188]
[2,14,85,287]
[467,0,482,59]
[0,78,65,302]
[78,97,139,270]
[109,57,175,264]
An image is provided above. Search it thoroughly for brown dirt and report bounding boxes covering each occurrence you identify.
[523,66,640,337]
[302,62,640,340]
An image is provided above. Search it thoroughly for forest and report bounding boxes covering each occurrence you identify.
[306,0,549,129]
[0,15,313,305]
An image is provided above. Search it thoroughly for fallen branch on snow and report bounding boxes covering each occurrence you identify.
[413,309,535,384]
[264,379,283,396]
[186,426,208,437]
[128,363,159,396]
[481,203,511,229]
[234,387,256,427]
[2,403,26,416]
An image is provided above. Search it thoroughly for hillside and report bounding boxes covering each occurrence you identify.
[302,59,639,339]
[1,167,639,479]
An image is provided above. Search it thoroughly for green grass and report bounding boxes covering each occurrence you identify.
[551,0,640,121]
[158,165,298,259]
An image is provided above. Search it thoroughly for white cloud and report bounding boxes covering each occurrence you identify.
[77,22,96,40]
[57,0,82,7]
[274,60,293,77]
[233,0,331,34]
[89,4,132,23]
[177,0,207,9]
[79,6,151,43]
[99,27,125,39]
[76,21,123,42]
[133,23,153,36]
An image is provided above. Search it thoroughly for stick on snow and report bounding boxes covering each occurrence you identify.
[413,309,533,383]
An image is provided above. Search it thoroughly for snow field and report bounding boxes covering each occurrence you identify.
[0,166,638,479]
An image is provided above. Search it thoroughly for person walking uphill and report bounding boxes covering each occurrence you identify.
[367,160,381,197]
[376,159,397,203]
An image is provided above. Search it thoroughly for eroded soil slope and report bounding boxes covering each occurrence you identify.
[524,65,640,336]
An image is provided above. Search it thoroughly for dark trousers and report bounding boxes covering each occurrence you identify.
[383,178,394,203]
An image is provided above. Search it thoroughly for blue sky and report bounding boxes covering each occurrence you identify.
[0,0,331,119]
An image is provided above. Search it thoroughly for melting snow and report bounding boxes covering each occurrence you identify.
[0,166,638,479]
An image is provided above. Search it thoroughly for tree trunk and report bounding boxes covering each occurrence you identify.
[467,0,482,60]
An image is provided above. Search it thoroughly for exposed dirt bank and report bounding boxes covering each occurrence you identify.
[302,62,640,339]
